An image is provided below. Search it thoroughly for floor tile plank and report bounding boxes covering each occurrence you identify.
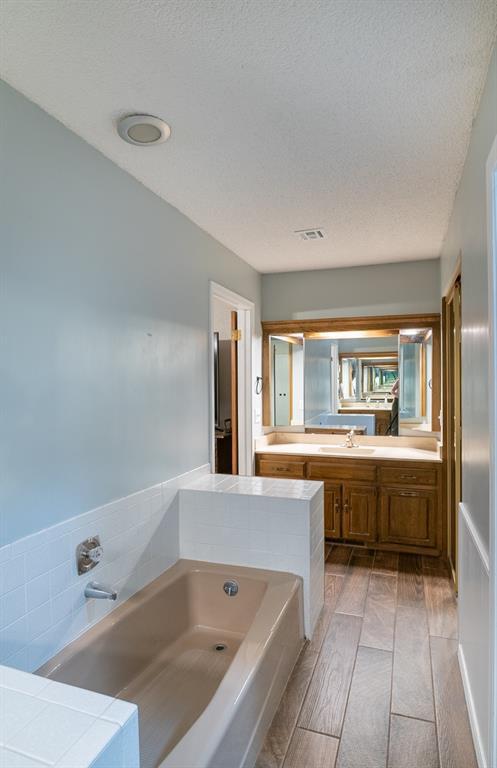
[388,714,439,768]
[335,646,392,768]
[430,637,478,768]
[283,728,339,768]
[325,545,352,575]
[352,546,375,557]
[421,555,447,572]
[397,554,424,607]
[423,569,458,639]
[392,604,435,721]
[373,550,399,575]
[306,574,344,654]
[256,649,319,768]
[360,573,397,651]
[299,613,362,737]
[335,553,373,616]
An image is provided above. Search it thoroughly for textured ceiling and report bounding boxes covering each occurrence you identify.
[1,0,496,272]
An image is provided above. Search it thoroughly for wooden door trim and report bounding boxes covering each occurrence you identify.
[231,310,239,475]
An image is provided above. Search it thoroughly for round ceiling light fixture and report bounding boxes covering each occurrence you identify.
[117,114,171,146]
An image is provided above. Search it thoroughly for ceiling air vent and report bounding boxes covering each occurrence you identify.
[294,228,326,241]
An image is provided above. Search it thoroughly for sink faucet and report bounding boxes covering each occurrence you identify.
[345,429,358,448]
[84,581,117,601]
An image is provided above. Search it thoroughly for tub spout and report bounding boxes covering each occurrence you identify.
[84,581,117,601]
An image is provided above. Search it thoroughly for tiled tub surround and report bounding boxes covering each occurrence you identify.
[0,465,209,673]
[0,468,322,768]
[0,665,139,768]
[180,474,324,636]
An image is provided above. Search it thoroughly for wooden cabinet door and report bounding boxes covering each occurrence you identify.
[379,487,437,548]
[324,483,342,539]
[342,484,377,542]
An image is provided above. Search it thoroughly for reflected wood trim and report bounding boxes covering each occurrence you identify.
[262,313,441,334]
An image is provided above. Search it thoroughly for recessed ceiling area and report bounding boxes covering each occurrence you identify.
[1,0,495,273]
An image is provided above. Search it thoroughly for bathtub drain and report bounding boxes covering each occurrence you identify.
[214,643,227,652]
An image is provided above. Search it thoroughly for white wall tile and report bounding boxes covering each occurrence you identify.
[26,576,50,614]
[0,465,208,673]
[179,477,324,636]
[0,587,26,630]
[0,665,139,768]
[5,703,95,764]
[0,747,49,767]
[0,556,25,596]
[0,688,49,744]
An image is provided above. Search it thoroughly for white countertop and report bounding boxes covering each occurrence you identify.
[256,442,441,463]
[339,404,392,411]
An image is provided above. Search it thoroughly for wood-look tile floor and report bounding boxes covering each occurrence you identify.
[256,545,476,768]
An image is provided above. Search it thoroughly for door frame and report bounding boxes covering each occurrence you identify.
[442,270,462,586]
[209,281,254,476]
[486,134,497,768]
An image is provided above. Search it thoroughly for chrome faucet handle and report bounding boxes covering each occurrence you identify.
[77,536,103,575]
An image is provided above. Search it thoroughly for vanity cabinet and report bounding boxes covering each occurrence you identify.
[256,452,443,556]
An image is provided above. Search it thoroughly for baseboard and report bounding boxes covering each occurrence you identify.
[458,643,488,768]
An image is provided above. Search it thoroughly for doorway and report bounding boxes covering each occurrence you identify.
[209,282,254,476]
[443,274,462,587]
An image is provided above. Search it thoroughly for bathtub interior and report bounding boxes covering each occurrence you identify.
[37,566,270,767]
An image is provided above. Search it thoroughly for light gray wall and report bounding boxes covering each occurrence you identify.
[439,45,496,768]
[0,80,261,546]
[441,45,497,549]
[261,259,440,321]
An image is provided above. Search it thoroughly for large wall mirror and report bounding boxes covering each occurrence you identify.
[262,314,441,438]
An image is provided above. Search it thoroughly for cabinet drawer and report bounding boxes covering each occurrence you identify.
[308,462,376,483]
[378,466,437,487]
[258,459,306,478]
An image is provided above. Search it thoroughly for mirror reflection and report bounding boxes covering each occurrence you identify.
[269,327,434,435]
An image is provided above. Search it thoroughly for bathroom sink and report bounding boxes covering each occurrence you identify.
[318,446,376,456]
